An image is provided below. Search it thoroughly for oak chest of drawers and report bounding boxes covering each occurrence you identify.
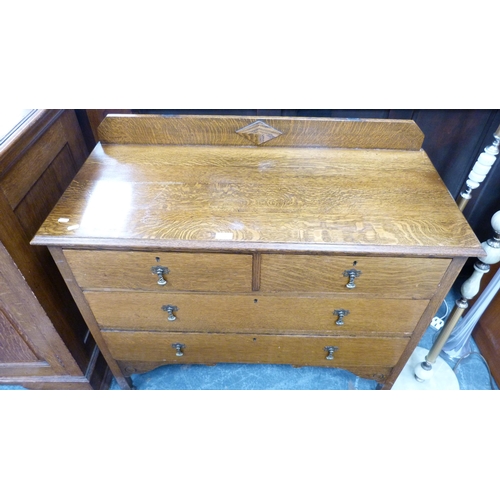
[32,114,483,389]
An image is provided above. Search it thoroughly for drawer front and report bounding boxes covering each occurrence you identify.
[85,292,428,335]
[260,255,450,298]
[64,250,253,292]
[102,331,410,368]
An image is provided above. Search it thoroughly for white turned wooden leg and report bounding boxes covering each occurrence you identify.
[457,125,500,210]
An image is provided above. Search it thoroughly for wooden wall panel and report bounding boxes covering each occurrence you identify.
[0,110,111,389]
[0,307,39,363]
[0,240,74,375]
[0,111,91,370]
[14,144,79,236]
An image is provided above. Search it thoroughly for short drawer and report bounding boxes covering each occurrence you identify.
[102,331,410,368]
[260,254,450,298]
[64,250,252,292]
[85,291,428,335]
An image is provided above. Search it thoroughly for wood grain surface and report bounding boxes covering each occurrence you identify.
[0,307,39,363]
[102,331,410,368]
[33,143,482,257]
[260,254,450,298]
[29,115,484,389]
[0,240,82,376]
[0,362,54,378]
[3,123,64,209]
[97,114,425,150]
[48,246,133,389]
[85,291,428,335]
[76,109,500,248]
[63,249,252,292]
[116,358,393,382]
[0,110,101,389]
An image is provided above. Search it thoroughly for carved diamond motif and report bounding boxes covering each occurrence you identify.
[235,120,283,145]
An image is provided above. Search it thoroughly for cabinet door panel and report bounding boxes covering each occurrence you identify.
[0,307,39,363]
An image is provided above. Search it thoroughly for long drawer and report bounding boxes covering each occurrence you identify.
[64,250,253,292]
[260,254,450,298]
[102,331,410,368]
[85,291,428,335]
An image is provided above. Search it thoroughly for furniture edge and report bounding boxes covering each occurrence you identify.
[30,237,486,259]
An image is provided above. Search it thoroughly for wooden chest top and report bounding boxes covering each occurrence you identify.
[32,115,482,258]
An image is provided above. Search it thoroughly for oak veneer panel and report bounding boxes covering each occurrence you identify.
[0,363,53,378]
[260,255,451,298]
[85,292,428,335]
[0,110,60,176]
[10,135,91,368]
[14,144,80,238]
[0,240,80,377]
[33,144,481,257]
[63,250,253,292]
[102,331,410,368]
[98,114,425,150]
[0,110,108,389]
[0,308,39,363]
[1,110,87,210]
[0,114,92,373]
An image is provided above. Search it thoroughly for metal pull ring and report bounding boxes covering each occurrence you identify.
[333,309,350,326]
[324,346,339,360]
[343,268,362,289]
[152,265,169,286]
[172,343,185,357]
[162,304,178,321]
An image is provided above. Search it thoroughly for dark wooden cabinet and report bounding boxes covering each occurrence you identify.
[472,263,500,386]
[0,110,110,389]
[473,291,500,386]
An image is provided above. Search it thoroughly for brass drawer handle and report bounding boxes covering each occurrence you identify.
[333,309,349,326]
[152,265,170,286]
[324,346,339,360]
[172,343,185,356]
[343,268,362,289]
[162,304,178,321]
